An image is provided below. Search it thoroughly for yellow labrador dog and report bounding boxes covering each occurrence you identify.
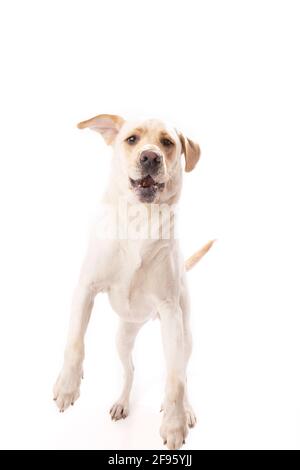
[53,114,213,450]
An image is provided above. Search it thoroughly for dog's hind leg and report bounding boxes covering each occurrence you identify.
[110,320,145,421]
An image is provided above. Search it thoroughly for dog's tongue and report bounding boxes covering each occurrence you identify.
[141,175,154,188]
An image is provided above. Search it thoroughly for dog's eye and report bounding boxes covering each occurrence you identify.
[126,135,138,145]
[161,138,174,147]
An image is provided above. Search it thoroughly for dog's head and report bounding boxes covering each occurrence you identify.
[78,114,200,203]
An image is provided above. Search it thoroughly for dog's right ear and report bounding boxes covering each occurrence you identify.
[77,114,125,145]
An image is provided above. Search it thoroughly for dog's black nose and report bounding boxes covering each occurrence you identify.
[139,150,162,173]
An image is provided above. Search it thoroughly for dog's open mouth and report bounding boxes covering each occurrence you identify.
[129,175,165,202]
[130,175,164,190]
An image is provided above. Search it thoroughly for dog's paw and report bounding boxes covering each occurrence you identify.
[110,401,129,421]
[160,409,188,450]
[186,405,197,428]
[53,367,82,412]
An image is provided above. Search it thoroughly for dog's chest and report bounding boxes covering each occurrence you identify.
[107,240,164,322]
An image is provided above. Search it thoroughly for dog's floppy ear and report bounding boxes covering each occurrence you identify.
[178,133,201,172]
[77,114,125,145]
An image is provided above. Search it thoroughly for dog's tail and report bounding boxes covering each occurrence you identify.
[185,239,216,272]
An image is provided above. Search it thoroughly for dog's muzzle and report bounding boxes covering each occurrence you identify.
[129,148,165,203]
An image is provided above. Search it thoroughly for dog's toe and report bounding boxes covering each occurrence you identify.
[53,369,81,412]
[161,428,187,450]
[186,407,197,428]
[110,402,129,421]
[160,410,188,450]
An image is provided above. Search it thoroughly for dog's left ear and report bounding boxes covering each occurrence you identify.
[178,133,201,172]
[77,114,125,145]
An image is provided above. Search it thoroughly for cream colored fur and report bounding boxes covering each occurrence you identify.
[53,114,213,450]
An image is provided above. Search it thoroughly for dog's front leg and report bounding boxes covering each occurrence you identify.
[159,301,188,450]
[53,283,95,411]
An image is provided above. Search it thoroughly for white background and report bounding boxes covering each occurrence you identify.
[0,0,299,450]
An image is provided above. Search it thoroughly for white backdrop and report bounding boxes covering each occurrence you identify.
[0,0,299,450]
